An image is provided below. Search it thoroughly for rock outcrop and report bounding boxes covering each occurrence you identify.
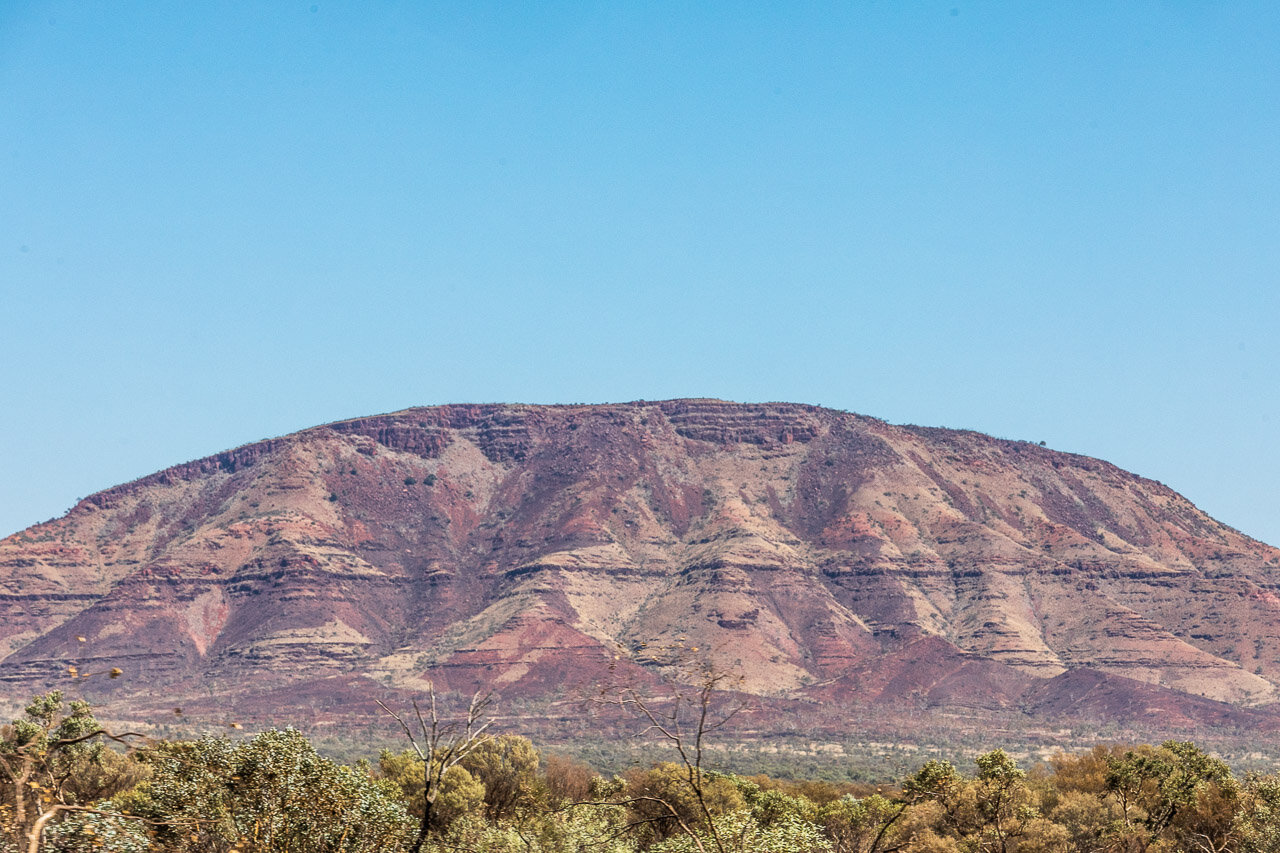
[3,400,1279,734]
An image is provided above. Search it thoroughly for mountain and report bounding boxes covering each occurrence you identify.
[3,400,1279,740]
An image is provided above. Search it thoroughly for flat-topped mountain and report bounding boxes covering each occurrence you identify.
[3,400,1279,736]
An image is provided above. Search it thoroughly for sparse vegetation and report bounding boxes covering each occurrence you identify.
[5,691,1278,853]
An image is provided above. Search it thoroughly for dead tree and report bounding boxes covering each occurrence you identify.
[593,649,751,853]
[377,684,494,853]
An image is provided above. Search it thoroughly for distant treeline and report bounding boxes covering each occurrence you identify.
[6,690,1280,852]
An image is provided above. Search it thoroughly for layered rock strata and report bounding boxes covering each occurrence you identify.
[3,400,1278,729]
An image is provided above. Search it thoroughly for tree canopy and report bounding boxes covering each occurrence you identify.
[5,692,1279,853]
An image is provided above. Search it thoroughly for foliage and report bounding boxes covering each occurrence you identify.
[16,692,1280,853]
[430,806,636,853]
[817,793,909,853]
[971,748,1031,853]
[1237,773,1280,853]
[460,734,544,822]
[619,763,745,847]
[543,753,596,806]
[40,805,150,853]
[1103,739,1237,851]
[133,728,412,852]
[648,808,831,853]
[378,750,485,830]
[0,692,144,853]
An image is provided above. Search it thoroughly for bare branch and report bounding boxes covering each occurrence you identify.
[591,648,755,853]
[377,683,497,853]
[375,698,427,762]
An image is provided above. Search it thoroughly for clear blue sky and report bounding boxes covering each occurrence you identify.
[2,2,1277,545]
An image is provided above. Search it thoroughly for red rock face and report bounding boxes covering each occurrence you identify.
[3,400,1280,735]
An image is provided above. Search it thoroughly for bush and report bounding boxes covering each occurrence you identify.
[41,805,150,853]
[136,729,413,852]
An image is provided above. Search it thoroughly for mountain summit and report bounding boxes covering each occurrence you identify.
[3,400,1278,735]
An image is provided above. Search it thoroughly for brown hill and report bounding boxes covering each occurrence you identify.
[3,400,1279,739]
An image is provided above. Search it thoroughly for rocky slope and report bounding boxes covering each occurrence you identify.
[3,400,1279,735]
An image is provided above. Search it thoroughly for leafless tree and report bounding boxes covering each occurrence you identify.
[591,648,751,853]
[377,684,495,853]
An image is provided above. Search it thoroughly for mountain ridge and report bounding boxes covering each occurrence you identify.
[3,399,1278,739]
